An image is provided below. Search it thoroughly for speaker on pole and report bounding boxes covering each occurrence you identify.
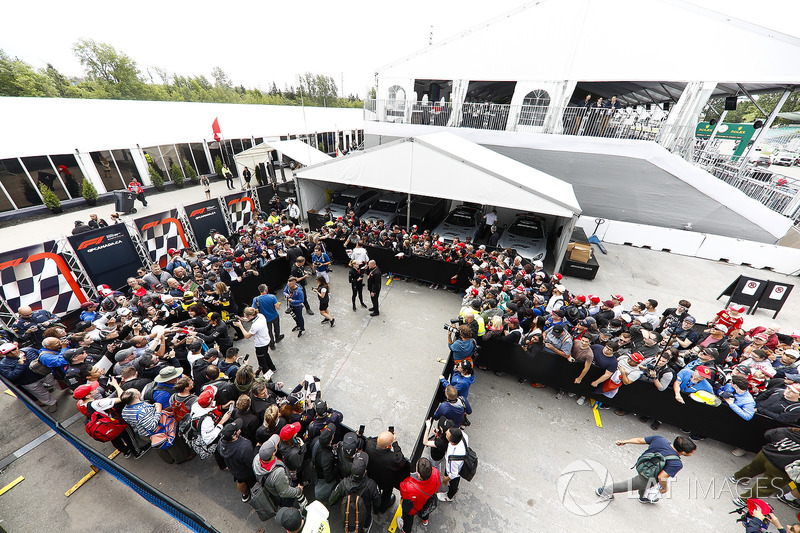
[725,96,738,111]
[753,120,764,129]
[709,118,718,126]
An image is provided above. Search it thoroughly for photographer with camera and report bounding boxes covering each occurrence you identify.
[0,342,58,412]
[447,324,475,364]
[13,305,58,349]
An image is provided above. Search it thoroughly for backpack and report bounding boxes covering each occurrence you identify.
[343,492,367,533]
[451,444,479,482]
[634,452,679,480]
[170,393,197,423]
[179,412,219,459]
[142,382,172,403]
[85,410,127,442]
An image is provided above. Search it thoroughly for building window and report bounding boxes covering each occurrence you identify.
[0,158,41,208]
[21,155,70,200]
[110,149,143,184]
[519,89,551,127]
[189,143,210,175]
[51,154,85,198]
[159,144,182,181]
[90,151,126,190]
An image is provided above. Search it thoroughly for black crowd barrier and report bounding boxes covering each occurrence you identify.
[322,238,472,289]
[477,340,780,452]
[0,374,220,533]
[410,356,455,468]
[229,257,291,310]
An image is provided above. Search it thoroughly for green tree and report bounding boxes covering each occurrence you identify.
[214,156,223,177]
[0,50,58,97]
[148,164,164,190]
[72,38,145,99]
[82,179,99,205]
[170,163,184,186]
[39,183,61,213]
[183,159,198,184]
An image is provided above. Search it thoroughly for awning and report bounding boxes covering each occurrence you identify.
[234,139,331,170]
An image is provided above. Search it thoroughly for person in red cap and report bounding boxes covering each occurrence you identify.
[744,324,781,351]
[277,422,311,485]
[673,365,714,404]
[598,352,645,404]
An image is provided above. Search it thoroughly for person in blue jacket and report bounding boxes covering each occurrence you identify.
[440,361,475,399]
[717,375,756,421]
[433,385,472,428]
[283,277,305,337]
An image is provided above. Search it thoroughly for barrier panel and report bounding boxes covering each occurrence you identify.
[184,199,230,244]
[477,340,778,452]
[223,192,257,233]
[67,224,145,292]
[133,209,190,267]
[0,374,221,533]
[322,239,472,289]
[229,258,290,310]
[0,241,88,320]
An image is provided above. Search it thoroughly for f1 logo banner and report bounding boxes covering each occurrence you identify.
[184,199,229,248]
[67,225,144,291]
[225,192,257,232]
[0,241,87,317]
[134,209,190,267]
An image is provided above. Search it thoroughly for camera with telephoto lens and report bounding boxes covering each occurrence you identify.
[443,323,460,334]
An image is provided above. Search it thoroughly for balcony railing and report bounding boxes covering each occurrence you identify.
[364,98,800,227]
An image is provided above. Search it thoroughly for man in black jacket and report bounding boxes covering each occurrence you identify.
[194,312,233,353]
[312,425,340,504]
[366,260,382,317]
[364,430,411,513]
[330,451,382,531]
[756,384,800,424]
[219,419,257,503]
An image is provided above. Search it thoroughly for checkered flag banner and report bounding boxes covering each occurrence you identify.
[0,241,87,315]
[133,209,190,266]
[225,192,256,232]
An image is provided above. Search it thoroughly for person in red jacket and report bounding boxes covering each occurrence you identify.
[128,178,148,207]
[397,457,441,532]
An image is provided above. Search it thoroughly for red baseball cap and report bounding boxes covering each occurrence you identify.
[696,366,712,379]
[280,422,301,441]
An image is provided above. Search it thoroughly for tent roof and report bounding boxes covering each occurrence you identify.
[296,132,581,218]
[234,139,331,169]
[378,0,800,87]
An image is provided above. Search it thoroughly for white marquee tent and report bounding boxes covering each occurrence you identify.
[295,132,582,271]
[233,139,332,177]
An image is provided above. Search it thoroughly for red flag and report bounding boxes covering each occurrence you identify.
[212,117,222,142]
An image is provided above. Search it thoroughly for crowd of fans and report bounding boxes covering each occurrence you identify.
[0,202,479,532]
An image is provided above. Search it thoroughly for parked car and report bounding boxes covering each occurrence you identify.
[433,205,481,243]
[496,215,548,261]
[324,187,380,219]
[754,154,772,167]
[360,192,409,227]
[407,196,448,231]
[774,152,799,166]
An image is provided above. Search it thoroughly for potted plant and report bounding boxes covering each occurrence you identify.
[39,183,62,213]
[183,159,199,184]
[214,156,223,177]
[82,179,98,206]
[149,164,165,191]
[171,163,184,188]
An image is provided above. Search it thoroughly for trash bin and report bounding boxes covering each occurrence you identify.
[113,190,137,214]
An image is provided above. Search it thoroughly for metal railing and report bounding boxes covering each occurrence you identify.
[365,98,800,225]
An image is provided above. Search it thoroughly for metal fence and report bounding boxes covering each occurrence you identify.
[365,99,800,225]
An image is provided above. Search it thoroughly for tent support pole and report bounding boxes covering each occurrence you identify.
[406,193,411,232]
